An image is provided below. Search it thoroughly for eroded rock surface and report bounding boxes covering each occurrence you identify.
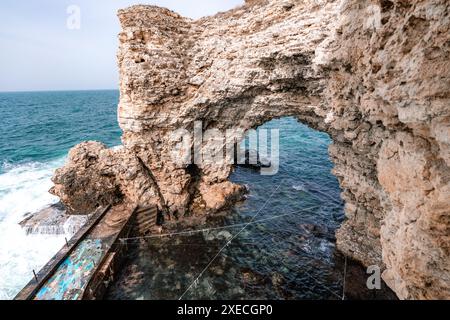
[51,0,450,299]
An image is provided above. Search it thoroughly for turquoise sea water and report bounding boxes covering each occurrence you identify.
[0,90,390,300]
[0,90,120,299]
[106,116,349,300]
[0,90,121,167]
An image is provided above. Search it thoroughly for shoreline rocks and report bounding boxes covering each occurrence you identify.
[19,202,90,237]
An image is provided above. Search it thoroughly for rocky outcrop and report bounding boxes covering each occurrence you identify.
[325,0,450,299]
[51,142,161,214]
[51,0,450,299]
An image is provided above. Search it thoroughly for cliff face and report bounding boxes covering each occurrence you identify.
[51,0,450,299]
[114,0,339,217]
[327,0,450,299]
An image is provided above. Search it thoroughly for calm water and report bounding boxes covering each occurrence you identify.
[105,117,350,300]
[0,90,394,300]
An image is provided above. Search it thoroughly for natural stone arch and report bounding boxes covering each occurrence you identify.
[51,0,450,299]
[115,0,336,216]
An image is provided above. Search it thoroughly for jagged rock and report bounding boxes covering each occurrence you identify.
[50,0,449,299]
[51,142,161,214]
[19,203,89,236]
[237,150,272,170]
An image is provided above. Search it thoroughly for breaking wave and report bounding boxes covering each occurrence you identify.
[0,158,68,300]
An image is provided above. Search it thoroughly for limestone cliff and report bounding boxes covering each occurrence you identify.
[51,0,450,299]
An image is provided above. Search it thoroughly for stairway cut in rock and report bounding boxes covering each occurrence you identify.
[134,206,159,236]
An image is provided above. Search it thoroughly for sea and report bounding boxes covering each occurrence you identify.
[0,90,121,299]
[0,90,395,300]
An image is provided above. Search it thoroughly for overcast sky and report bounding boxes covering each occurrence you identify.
[0,0,244,92]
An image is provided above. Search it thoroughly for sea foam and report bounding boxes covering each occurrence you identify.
[0,158,69,300]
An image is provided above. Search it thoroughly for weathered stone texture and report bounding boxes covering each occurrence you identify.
[51,0,449,299]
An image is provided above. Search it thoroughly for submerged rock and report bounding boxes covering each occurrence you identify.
[19,203,89,237]
[236,150,272,171]
[217,231,233,241]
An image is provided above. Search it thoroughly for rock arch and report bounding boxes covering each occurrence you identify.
[51,0,450,299]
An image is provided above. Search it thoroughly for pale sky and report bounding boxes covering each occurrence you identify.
[0,0,244,92]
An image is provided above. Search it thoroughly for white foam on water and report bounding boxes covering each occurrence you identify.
[292,183,307,192]
[0,158,69,300]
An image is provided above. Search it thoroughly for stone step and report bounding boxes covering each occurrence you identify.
[136,212,157,220]
[134,206,159,235]
[139,220,156,229]
[136,209,157,216]
[135,206,158,214]
[137,225,158,234]
[135,214,157,224]
[136,218,156,227]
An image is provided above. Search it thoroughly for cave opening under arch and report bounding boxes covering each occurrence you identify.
[104,117,397,300]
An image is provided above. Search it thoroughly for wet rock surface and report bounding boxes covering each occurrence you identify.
[19,203,90,237]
